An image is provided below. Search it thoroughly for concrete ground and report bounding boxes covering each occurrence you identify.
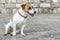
[0,13,60,40]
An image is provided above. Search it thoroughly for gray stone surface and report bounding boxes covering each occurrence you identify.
[0,13,60,40]
[5,4,16,8]
[0,0,5,3]
[40,3,51,8]
[16,0,23,3]
[0,0,60,14]
[52,0,58,2]
[0,4,4,8]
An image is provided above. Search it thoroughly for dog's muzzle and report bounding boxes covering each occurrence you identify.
[28,11,36,16]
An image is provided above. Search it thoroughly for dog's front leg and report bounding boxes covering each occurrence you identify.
[12,23,16,36]
[4,22,12,36]
[21,24,26,35]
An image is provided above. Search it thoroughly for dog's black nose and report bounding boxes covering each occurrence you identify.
[34,11,36,13]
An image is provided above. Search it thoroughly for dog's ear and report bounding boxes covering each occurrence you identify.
[21,4,26,9]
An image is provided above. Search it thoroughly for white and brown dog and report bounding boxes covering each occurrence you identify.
[4,3,36,36]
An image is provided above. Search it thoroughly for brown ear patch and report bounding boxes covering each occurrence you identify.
[21,4,26,9]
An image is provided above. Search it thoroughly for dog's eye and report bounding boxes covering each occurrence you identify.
[28,7,31,10]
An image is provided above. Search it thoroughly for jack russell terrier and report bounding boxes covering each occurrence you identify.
[4,3,36,36]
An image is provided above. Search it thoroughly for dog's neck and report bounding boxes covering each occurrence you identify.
[18,8,28,16]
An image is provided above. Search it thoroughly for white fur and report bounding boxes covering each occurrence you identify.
[28,9,34,14]
[4,8,35,36]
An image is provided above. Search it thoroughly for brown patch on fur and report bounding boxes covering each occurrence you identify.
[21,4,26,9]
[8,27,13,33]
[10,16,13,22]
[21,3,32,12]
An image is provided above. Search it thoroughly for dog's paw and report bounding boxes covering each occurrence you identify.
[10,34,13,36]
[4,34,7,36]
[21,33,25,36]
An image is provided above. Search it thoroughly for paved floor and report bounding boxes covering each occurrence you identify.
[0,13,60,40]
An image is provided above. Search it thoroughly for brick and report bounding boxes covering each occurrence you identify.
[49,9,53,13]
[46,0,52,2]
[0,4,4,8]
[6,0,16,3]
[16,4,21,8]
[0,0,5,3]
[6,9,12,14]
[34,0,40,3]
[0,8,7,14]
[0,8,2,14]
[52,3,60,8]
[39,8,51,13]
[39,8,42,13]
[52,0,58,2]
[57,8,60,13]
[12,8,18,14]
[53,8,57,13]
[16,0,23,3]
[5,4,16,8]
[58,0,60,2]
[43,8,50,13]
[2,9,7,14]
[22,0,28,3]
[6,0,12,3]
[29,0,34,2]
[11,0,16,3]
[40,3,50,8]
[31,4,38,7]
[40,0,45,2]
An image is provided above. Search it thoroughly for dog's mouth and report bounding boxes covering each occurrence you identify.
[27,12,34,16]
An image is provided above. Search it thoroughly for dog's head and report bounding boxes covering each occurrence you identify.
[21,3,36,16]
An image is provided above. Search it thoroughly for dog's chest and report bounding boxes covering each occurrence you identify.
[12,8,28,25]
[13,13,27,24]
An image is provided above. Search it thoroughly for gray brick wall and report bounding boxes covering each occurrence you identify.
[0,0,60,14]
